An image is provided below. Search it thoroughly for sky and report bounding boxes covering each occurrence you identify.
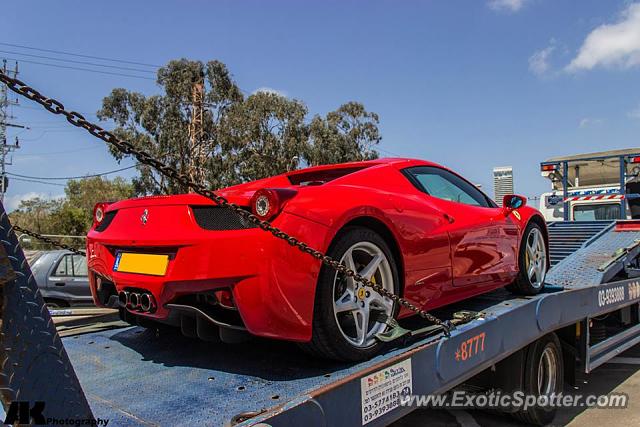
[2,0,640,211]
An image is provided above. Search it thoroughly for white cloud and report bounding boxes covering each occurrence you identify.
[252,87,287,97]
[529,44,556,75]
[488,0,527,13]
[567,3,640,72]
[579,118,604,128]
[3,192,64,212]
[629,104,640,120]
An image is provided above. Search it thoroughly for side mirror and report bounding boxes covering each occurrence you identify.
[503,194,527,210]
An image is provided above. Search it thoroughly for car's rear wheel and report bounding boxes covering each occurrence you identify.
[508,222,547,295]
[301,227,399,361]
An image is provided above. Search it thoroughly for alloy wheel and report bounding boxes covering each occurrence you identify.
[525,227,547,289]
[332,241,395,348]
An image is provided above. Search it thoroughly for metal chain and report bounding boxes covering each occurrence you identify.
[13,225,86,256]
[0,71,451,334]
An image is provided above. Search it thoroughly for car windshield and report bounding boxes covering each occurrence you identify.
[573,203,620,221]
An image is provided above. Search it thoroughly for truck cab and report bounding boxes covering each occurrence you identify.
[539,149,640,222]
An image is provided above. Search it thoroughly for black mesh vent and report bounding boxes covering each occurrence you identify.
[95,210,117,232]
[191,206,256,230]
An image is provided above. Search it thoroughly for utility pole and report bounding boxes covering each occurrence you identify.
[187,72,206,189]
[0,60,22,202]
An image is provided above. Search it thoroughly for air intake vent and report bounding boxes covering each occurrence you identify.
[191,206,256,231]
[95,211,117,232]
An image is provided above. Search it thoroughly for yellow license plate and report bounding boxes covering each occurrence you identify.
[113,253,169,276]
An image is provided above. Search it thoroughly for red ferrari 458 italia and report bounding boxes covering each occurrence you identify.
[87,158,548,360]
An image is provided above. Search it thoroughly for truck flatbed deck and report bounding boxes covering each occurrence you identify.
[62,221,640,426]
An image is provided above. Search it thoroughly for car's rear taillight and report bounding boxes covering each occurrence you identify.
[250,188,297,221]
[93,202,113,229]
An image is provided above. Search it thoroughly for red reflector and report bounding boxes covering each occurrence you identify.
[616,220,640,232]
[630,156,640,164]
[215,290,235,308]
[541,164,558,171]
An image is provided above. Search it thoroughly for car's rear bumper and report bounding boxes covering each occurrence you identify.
[87,210,329,342]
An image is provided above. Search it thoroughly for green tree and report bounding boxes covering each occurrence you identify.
[9,197,62,235]
[58,176,134,233]
[215,91,309,186]
[306,102,381,166]
[98,59,383,194]
[9,177,134,248]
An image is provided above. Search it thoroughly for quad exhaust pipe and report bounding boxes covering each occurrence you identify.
[118,290,129,307]
[118,290,156,313]
[140,293,156,312]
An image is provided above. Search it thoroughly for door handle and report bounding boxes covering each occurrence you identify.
[54,282,66,287]
[443,213,455,223]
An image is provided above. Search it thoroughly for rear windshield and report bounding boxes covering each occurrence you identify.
[26,250,44,266]
[287,166,370,186]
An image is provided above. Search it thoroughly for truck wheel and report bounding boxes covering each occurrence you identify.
[508,222,547,296]
[300,227,399,361]
[512,333,564,426]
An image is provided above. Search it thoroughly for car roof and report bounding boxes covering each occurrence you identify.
[285,158,440,178]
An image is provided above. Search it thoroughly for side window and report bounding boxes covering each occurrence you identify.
[404,166,494,208]
[72,255,88,277]
[53,254,71,276]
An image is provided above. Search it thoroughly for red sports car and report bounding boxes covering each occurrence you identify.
[87,158,548,360]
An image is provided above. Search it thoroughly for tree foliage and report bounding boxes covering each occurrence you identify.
[306,102,381,166]
[97,59,382,194]
[9,177,134,249]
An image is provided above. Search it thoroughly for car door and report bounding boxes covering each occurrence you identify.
[49,253,91,302]
[404,166,519,287]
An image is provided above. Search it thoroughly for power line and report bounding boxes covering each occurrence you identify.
[4,43,255,95]
[8,176,66,187]
[15,145,103,157]
[19,129,86,142]
[3,43,258,96]
[0,50,157,74]
[0,42,161,68]
[7,164,137,180]
[0,57,155,80]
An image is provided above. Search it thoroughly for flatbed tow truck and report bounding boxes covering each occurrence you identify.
[3,209,640,426]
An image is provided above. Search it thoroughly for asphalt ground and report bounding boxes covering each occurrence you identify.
[392,343,640,426]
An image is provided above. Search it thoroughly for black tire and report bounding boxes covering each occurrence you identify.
[512,333,564,426]
[508,222,547,296]
[300,227,400,361]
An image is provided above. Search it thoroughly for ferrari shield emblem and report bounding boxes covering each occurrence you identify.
[140,209,149,225]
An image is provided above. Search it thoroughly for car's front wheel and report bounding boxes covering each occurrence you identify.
[508,222,547,295]
[301,227,399,361]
